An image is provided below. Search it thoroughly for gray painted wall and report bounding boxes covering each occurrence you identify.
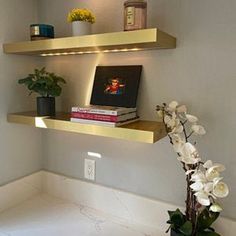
[38,0,236,219]
[0,0,43,185]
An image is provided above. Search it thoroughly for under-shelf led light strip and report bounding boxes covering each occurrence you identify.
[40,48,141,56]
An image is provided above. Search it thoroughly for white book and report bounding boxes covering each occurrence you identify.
[70,117,139,127]
[71,105,137,116]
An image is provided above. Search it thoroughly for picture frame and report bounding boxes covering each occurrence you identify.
[90,65,142,108]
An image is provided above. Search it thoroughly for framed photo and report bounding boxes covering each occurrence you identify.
[90,65,142,108]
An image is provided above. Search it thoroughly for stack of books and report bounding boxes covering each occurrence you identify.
[70,105,139,127]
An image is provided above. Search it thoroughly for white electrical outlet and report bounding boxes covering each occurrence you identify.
[84,159,96,181]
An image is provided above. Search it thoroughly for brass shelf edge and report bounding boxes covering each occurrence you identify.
[3,28,176,56]
[7,112,167,144]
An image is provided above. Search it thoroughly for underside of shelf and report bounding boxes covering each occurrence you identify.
[3,28,176,56]
[7,112,166,144]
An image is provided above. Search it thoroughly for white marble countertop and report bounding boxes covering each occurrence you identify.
[0,194,164,236]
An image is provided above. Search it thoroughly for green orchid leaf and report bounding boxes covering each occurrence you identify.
[197,208,220,231]
[168,209,184,218]
[171,229,186,236]
[179,221,192,236]
[168,209,185,227]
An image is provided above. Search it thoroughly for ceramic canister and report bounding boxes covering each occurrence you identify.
[124,0,147,31]
[30,24,54,40]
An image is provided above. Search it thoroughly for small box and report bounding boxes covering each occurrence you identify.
[30,24,54,41]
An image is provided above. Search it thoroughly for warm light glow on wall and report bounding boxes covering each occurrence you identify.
[87,152,102,159]
[85,52,104,105]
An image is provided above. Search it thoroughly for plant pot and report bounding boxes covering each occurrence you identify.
[37,97,55,116]
[72,21,92,36]
[171,229,181,236]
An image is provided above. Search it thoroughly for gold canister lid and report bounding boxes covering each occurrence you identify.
[124,0,147,8]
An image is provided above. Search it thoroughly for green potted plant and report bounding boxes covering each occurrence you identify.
[18,67,66,116]
[157,101,229,236]
[67,8,96,36]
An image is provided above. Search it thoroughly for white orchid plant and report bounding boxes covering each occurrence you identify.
[157,101,229,236]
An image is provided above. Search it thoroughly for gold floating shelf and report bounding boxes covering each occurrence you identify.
[3,28,176,56]
[7,112,166,144]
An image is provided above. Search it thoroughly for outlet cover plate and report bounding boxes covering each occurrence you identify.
[84,159,96,181]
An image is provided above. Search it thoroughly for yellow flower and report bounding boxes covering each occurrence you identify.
[67,8,96,23]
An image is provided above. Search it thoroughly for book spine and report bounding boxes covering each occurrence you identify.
[70,118,116,127]
[71,112,118,122]
[71,108,117,116]
[70,117,139,127]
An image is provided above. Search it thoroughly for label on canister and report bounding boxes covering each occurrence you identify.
[30,26,40,36]
[126,7,135,25]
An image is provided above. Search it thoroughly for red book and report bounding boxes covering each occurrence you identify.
[70,117,139,127]
[71,112,137,122]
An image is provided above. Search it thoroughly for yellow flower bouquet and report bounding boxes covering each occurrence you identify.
[67,8,96,24]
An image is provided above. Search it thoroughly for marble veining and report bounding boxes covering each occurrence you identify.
[0,194,163,236]
[112,189,135,222]
[0,171,235,236]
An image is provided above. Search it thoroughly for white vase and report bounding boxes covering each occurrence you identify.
[72,21,92,36]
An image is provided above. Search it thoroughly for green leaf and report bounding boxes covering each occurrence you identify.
[18,77,32,84]
[57,76,66,84]
[18,67,66,97]
[171,229,187,236]
[179,221,192,236]
[40,67,46,74]
[197,208,220,231]
[168,209,185,227]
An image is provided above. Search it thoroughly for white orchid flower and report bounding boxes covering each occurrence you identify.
[191,170,207,182]
[164,114,184,134]
[170,124,184,134]
[204,182,214,193]
[168,101,179,112]
[211,164,226,172]
[177,105,187,113]
[213,181,229,198]
[210,203,223,212]
[204,160,225,172]
[179,143,201,164]
[172,134,185,153]
[191,177,212,192]
[205,162,226,181]
[176,143,200,164]
[191,124,206,135]
[191,178,215,206]
[213,177,223,185]
[190,182,204,191]
[186,114,198,123]
[203,160,213,169]
[194,191,211,206]
[158,101,229,212]
[180,142,197,156]
[206,168,220,181]
[164,115,175,128]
